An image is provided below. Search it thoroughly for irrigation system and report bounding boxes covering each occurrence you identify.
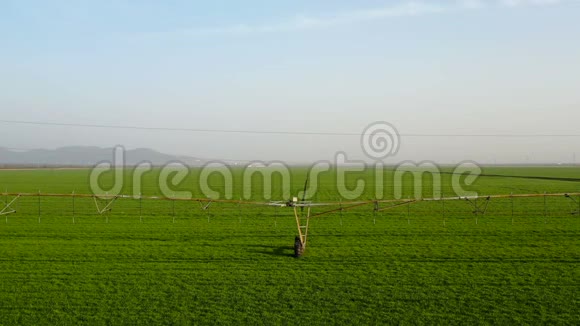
[1,191,579,257]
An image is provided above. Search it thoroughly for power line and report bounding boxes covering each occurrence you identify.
[0,119,579,137]
[0,119,359,135]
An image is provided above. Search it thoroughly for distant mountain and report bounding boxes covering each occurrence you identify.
[0,146,208,167]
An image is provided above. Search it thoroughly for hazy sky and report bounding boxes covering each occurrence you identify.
[1,0,579,164]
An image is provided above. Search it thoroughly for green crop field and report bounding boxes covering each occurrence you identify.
[0,167,579,325]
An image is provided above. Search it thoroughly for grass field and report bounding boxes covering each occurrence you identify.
[0,167,579,324]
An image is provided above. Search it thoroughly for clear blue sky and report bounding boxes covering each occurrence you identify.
[1,0,579,163]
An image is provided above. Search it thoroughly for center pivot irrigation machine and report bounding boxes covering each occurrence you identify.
[1,185,580,257]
